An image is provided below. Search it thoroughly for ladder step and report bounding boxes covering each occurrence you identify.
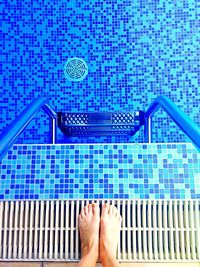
[57,111,144,137]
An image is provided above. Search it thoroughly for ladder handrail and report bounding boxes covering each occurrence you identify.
[0,97,57,161]
[0,95,199,161]
[144,96,200,150]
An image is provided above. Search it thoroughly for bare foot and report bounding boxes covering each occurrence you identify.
[79,203,100,260]
[100,203,122,263]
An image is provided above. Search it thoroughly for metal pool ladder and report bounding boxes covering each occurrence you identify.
[0,95,200,161]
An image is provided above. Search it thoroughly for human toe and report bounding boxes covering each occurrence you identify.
[102,203,109,216]
[92,203,100,216]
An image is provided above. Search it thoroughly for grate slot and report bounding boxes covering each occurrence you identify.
[75,200,80,260]
[70,201,74,259]
[44,201,49,259]
[185,200,190,259]
[175,201,180,260]
[59,200,64,259]
[142,200,148,260]
[153,201,158,260]
[179,200,185,260]
[147,200,153,260]
[65,200,69,259]
[15,202,20,259]
[163,201,168,260]
[8,201,13,259]
[54,201,59,259]
[169,200,174,260]
[195,200,200,259]
[127,200,131,260]
[3,202,9,259]
[132,200,136,259]
[190,200,196,259]
[39,201,44,259]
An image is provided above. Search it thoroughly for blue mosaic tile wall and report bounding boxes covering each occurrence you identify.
[0,143,199,200]
[0,0,200,144]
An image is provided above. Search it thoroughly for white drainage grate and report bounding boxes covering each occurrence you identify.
[64,58,88,82]
[0,200,200,262]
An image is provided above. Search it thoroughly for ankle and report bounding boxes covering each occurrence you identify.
[100,243,116,264]
[81,242,99,260]
[78,250,98,267]
[100,252,118,266]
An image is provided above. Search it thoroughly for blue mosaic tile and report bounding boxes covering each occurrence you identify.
[0,143,199,200]
[0,0,200,144]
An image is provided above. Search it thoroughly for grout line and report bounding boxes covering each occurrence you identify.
[12,142,193,146]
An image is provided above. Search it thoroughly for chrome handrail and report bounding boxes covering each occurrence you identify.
[0,97,57,161]
[144,96,200,150]
[0,95,199,161]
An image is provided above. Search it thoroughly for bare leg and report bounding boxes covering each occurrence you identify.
[100,203,122,267]
[77,203,100,267]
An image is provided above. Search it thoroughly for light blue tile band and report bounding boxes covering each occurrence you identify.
[0,143,199,200]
